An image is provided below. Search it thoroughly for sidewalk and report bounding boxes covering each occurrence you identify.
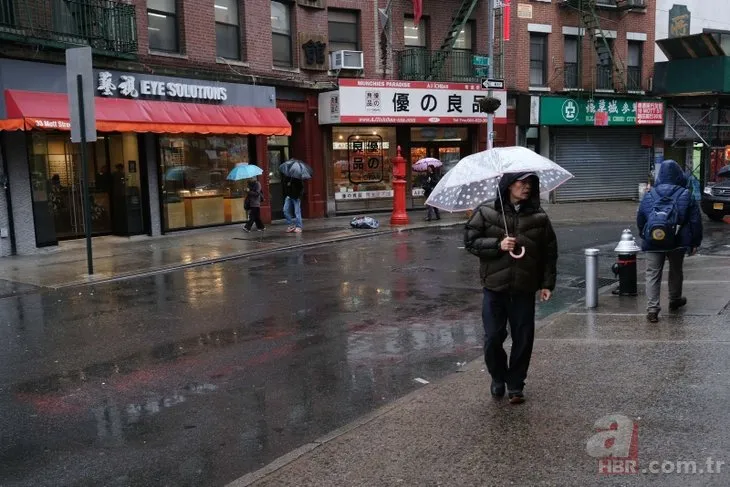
[0,201,639,290]
[230,253,730,487]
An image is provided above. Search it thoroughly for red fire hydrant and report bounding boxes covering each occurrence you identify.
[390,145,409,225]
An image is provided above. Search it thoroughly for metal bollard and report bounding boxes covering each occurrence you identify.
[585,248,600,309]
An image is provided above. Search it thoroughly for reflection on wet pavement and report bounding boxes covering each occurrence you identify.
[0,222,642,486]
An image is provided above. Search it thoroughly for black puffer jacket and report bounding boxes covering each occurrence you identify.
[464,172,558,293]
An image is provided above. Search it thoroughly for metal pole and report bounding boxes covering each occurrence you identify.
[487,0,495,149]
[585,248,599,308]
[77,74,94,275]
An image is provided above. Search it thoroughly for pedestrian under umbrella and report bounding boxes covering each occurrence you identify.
[279,159,314,180]
[464,169,558,405]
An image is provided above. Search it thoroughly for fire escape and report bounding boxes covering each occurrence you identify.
[563,0,646,92]
[426,0,481,81]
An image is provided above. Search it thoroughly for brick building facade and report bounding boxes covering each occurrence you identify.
[504,0,656,94]
[0,0,661,255]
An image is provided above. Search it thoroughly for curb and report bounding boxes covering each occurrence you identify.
[223,279,620,487]
[51,220,464,290]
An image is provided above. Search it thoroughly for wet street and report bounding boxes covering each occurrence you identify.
[0,220,724,486]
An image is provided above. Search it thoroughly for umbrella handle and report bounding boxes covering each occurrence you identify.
[510,247,526,259]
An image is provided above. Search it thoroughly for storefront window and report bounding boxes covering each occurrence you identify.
[332,126,395,201]
[29,132,141,244]
[160,135,252,231]
[409,127,467,196]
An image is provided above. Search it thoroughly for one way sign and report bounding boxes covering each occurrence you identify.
[481,78,505,90]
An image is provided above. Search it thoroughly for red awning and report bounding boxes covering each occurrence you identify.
[3,90,291,136]
[0,118,23,131]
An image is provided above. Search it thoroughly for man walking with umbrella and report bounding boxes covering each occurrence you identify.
[279,159,313,233]
[464,172,558,404]
[426,147,571,403]
[283,176,304,233]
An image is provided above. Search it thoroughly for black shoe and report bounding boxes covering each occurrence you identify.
[490,380,505,398]
[424,217,431,222]
[669,297,687,311]
[242,226,251,233]
[647,312,659,323]
[508,390,525,405]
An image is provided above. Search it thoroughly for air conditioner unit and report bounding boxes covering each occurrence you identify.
[330,50,364,70]
[625,0,646,7]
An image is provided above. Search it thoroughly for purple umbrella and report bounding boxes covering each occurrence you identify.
[412,157,443,172]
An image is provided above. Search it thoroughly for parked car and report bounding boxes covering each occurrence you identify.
[702,166,730,221]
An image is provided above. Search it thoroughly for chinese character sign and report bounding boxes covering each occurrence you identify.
[334,79,507,124]
[635,102,665,125]
[540,96,664,126]
[347,135,384,184]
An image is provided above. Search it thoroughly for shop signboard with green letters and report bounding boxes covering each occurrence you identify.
[539,96,664,126]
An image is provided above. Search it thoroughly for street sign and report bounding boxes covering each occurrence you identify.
[66,47,96,143]
[481,78,505,90]
[65,47,96,275]
[472,55,491,67]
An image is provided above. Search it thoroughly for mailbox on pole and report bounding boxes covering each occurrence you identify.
[66,46,96,275]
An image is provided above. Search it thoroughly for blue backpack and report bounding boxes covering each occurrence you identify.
[643,188,682,249]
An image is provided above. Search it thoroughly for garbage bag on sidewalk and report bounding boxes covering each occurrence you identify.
[350,216,380,229]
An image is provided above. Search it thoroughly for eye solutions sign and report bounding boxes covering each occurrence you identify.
[96,71,228,102]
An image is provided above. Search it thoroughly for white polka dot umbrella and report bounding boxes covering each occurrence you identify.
[425,146,574,213]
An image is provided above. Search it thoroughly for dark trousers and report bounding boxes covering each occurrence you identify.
[426,205,440,220]
[244,207,265,230]
[482,288,536,391]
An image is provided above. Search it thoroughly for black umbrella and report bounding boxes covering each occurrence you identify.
[279,159,314,180]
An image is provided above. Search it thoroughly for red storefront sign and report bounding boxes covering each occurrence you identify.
[635,102,664,125]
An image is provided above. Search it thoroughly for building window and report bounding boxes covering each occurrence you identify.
[627,41,642,90]
[215,0,240,60]
[148,0,179,52]
[328,10,359,53]
[530,33,547,86]
[596,39,613,89]
[160,135,253,231]
[401,17,427,79]
[564,36,580,88]
[0,0,15,26]
[704,29,730,54]
[404,17,426,48]
[451,22,474,80]
[271,1,292,67]
[453,21,473,51]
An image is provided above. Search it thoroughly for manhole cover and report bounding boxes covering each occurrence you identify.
[567,277,618,289]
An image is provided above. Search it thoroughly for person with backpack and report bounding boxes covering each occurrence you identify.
[637,159,703,323]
